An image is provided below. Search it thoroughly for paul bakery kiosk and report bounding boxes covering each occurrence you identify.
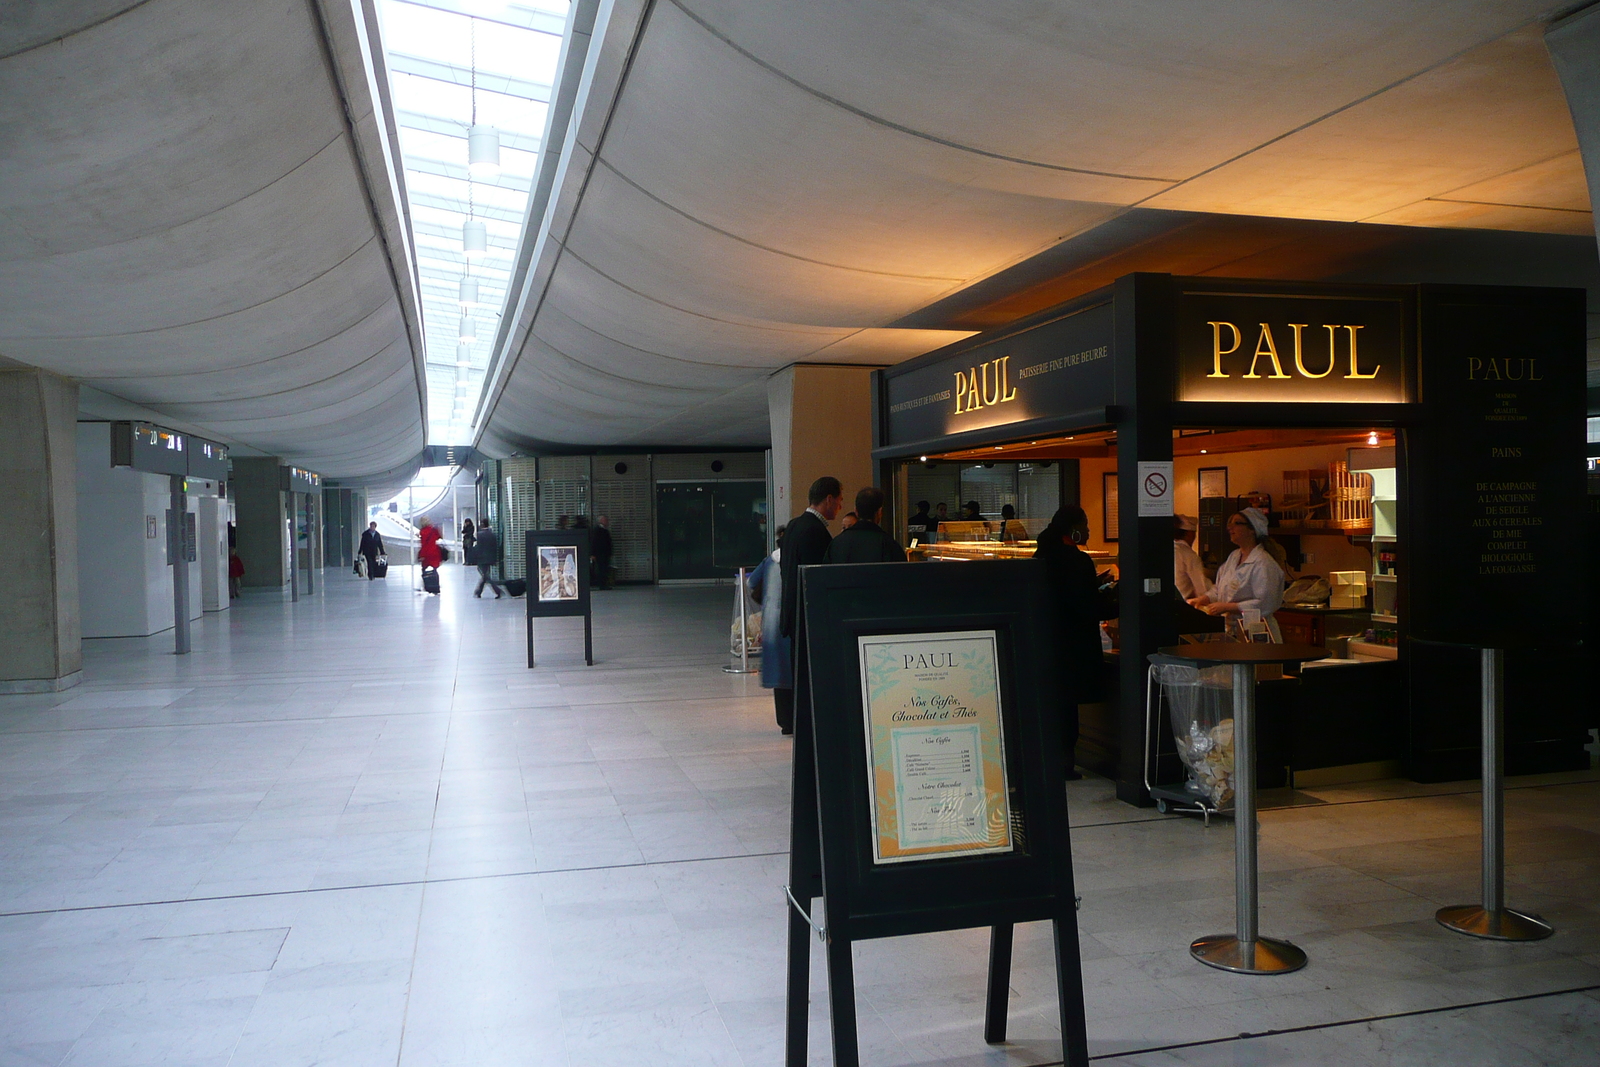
[873,274,1590,804]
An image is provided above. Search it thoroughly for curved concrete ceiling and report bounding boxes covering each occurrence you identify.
[0,0,427,478]
[477,0,1593,455]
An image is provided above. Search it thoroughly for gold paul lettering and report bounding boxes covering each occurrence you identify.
[1207,321,1241,378]
[1289,323,1333,378]
[1343,325,1378,379]
[1467,357,1543,382]
[952,357,1019,414]
[1244,323,1290,379]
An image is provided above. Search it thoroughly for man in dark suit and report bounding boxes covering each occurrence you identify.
[775,475,843,734]
[823,487,905,564]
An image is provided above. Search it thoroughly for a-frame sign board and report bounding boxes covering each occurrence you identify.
[525,529,593,667]
[785,561,1089,1067]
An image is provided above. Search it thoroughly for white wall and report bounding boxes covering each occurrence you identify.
[76,423,203,638]
[197,492,231,612]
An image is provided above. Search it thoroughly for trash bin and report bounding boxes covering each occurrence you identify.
[1145,653,1237,821]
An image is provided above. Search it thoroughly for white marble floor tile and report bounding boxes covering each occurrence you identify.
[3,567,1597,1066]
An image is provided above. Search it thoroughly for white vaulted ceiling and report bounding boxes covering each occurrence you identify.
[476,0,1595,454]
[0,0,427,478]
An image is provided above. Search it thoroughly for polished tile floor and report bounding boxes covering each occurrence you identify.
[2,565,1597,1066]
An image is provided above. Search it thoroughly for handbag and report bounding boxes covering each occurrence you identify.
[439,544,451,563]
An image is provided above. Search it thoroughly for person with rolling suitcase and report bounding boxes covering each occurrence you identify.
[472,521,503,599]
[418,517,443,595]
[359,522,384,580]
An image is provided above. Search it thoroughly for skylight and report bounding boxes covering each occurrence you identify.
[376,0,568,444]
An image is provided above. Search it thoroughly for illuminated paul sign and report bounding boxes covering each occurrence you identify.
[952,356,1018,413]
[1176,289,1409,404]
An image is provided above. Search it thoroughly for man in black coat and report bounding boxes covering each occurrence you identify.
[775,475,843,734]
[358,522,383,580]
[823,487,905,564]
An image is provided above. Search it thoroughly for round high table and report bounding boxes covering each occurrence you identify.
[1154,642,1326,975]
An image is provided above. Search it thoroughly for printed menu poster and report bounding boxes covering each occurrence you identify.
[857,631,1012,864]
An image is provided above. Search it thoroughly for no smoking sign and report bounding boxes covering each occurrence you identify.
[1136,461,1174,517]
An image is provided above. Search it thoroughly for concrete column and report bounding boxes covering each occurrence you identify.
[0,367,81,692]
[1547,8,1600,253]
[767,364,879,531]
[231,457,287,588]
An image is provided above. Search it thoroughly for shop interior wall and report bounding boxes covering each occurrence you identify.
[1172,443,1382,576]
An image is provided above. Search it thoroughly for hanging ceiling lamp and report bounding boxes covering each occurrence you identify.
[458,277,479,307]
[456,344,472,367]
[458,316,476,342]
[462,219,487,258]
[468,125,500,179]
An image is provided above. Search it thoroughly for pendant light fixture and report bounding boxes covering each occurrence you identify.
[458,277,479,307]
[462,219,486,258]
[456,344,472,367]
[458,316,476,343]
[468,125,500,179]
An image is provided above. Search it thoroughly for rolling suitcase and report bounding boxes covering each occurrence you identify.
[422,566,440,594]
[505,578,527,598]
[371,556,388,578]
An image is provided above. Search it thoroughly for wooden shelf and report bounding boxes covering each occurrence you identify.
[1273,523,1372,536]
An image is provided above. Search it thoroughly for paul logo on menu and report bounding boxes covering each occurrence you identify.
[953,356,1018,413]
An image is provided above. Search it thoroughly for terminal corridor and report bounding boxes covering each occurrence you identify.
[1,569,1597,1066]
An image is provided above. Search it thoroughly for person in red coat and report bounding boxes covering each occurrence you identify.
[418,518,443,570]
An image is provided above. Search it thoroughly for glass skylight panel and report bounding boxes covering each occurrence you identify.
[378,0,567,440]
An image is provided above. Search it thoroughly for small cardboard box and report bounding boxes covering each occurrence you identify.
[1328,570,1367,609]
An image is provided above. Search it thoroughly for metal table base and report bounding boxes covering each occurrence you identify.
[1185,660,1308,975]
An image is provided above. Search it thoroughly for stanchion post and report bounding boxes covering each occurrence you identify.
[1190,660,1306,974]
[1436,647,1553,940]
[723,567,757,675]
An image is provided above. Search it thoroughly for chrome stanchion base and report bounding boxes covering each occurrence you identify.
[1190,935,1308,975]
[722,662,759,675]
[1436,905,1554,941]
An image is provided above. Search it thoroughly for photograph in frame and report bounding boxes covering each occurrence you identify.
[538,545,580,602]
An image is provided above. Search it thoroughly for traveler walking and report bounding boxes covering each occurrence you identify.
[775,476,843,734]
[358,521,384,580]
[418,517,443,595]
[591,515,614,589]
[472,521,503,598]
[823,487,905,563]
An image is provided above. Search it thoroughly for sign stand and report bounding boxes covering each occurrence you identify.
[1436,648,1554,941]
[784,561,1088,1067]
[524,529,594,668]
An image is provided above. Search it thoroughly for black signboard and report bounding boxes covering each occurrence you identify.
[109,421,189,477]
[188,438,230,480]
[524,529,593,667]
[881,299,1114,449]
[1409,286,1587,647]
[786,561,1087,1067]
[1175,287,1410,404]
[280,466,321,494]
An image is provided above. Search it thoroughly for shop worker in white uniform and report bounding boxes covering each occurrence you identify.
[1188,507,1287,621]
[1172,514,1211,600]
